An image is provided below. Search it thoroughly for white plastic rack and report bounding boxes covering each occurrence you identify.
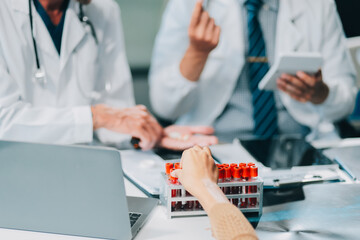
[160,173,263,219]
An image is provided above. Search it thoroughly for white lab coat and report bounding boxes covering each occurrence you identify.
[0,0,135,144]
[149,0,358,139]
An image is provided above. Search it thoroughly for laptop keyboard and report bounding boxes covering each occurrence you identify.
[129,212,142,227]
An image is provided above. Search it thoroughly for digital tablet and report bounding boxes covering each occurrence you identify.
[258,52,323,91]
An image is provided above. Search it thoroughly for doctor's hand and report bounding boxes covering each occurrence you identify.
[158,125,218,151]
[277,70,329,104]
[180,0,221,82]
[91,105,163,150]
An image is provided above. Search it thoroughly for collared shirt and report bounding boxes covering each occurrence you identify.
[214,0,309,142]
[33,0,70,54]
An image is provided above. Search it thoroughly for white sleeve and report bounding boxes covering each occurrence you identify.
[149,0,199,121]
[93,1,135,145]
[315,0,358,122]
[0,44,93,144]
[282,0,357,129]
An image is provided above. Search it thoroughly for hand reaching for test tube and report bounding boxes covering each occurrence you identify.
[171,146,258,240]
[180,0,221,81]
[171,146,227,212]
[158,126,219,151]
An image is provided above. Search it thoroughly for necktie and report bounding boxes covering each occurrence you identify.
[246,0,278,137]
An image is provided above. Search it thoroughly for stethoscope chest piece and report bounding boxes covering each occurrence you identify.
[33,68,47,87]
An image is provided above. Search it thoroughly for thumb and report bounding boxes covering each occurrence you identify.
[171,169,182,180]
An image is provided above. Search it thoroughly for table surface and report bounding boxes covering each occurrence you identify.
[1,178,360,240]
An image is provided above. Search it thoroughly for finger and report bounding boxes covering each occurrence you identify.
[212,25,221,45]
[279,75,313,100]
[197,11,210,37]
[278,77,306,97]
[171,169,182,179]
[187,126,215,135]
[296,71,316,87]
[146,114,164,140]
[135,126,154,150]
[281,74,309,93]
[159,137,193,151]
[203,146,212,156]
[204,18,215,41]
[193,145,203,151]
[189,0,204,30]
[277,79,308,102]
[141,122,159,149]
[135,104,148,111]
[191,135,219,147]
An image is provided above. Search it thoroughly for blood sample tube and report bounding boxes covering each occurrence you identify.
[224,166,231,195]
[232,166,241,207]
[238,163,246,194]
[169,168,179,211]
[184,190,194,211]
[174,162,181,170]
[165,163,173,180]
[240,165,250,208]
[222,163,230,168]
[250,165,258,207]
[239,163,246,169]
[174,163,183,210]
[247,162,255,167]
[183,164,194,210]
[218,167,225,193]
[230,163,238,175]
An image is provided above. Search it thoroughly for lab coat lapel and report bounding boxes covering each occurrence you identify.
[11,0,56,56]
[60,1,86,72]
[275,0,306,55]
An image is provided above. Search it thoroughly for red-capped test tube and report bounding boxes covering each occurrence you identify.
[165,163,173,179]
[169,168,179,211]
[250,165,258,207]
[222,163,230,168]
[174,163,182,210]
[230,163,238,175]
[224,166,231,195]
[240,165,250,208]
[218,167,225,192]
[238,163,246,194]
[232,166,242,207]
[182,164,194,211]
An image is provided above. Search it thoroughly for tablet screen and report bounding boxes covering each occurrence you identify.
[240,137,334,169]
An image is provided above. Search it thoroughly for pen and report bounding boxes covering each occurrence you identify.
[334,157,357,181]
[131,137,141,150]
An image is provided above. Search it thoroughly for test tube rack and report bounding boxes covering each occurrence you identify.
[160,172,263,219]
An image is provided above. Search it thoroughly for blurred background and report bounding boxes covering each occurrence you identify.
[115,0,360,118]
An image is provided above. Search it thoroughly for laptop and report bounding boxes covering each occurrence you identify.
[0,140,158,240]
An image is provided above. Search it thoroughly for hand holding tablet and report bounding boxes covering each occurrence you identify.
[258,52,323,91]
[258,52,329,104]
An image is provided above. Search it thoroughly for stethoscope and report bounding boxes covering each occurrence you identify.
[28,0,110,100]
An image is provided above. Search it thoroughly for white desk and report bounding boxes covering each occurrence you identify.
[0,179,214,240]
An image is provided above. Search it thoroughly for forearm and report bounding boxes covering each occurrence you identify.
[0,104,93,144]
[180,46,209,82]
[194,181,258,240]
[208,203,258,240]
